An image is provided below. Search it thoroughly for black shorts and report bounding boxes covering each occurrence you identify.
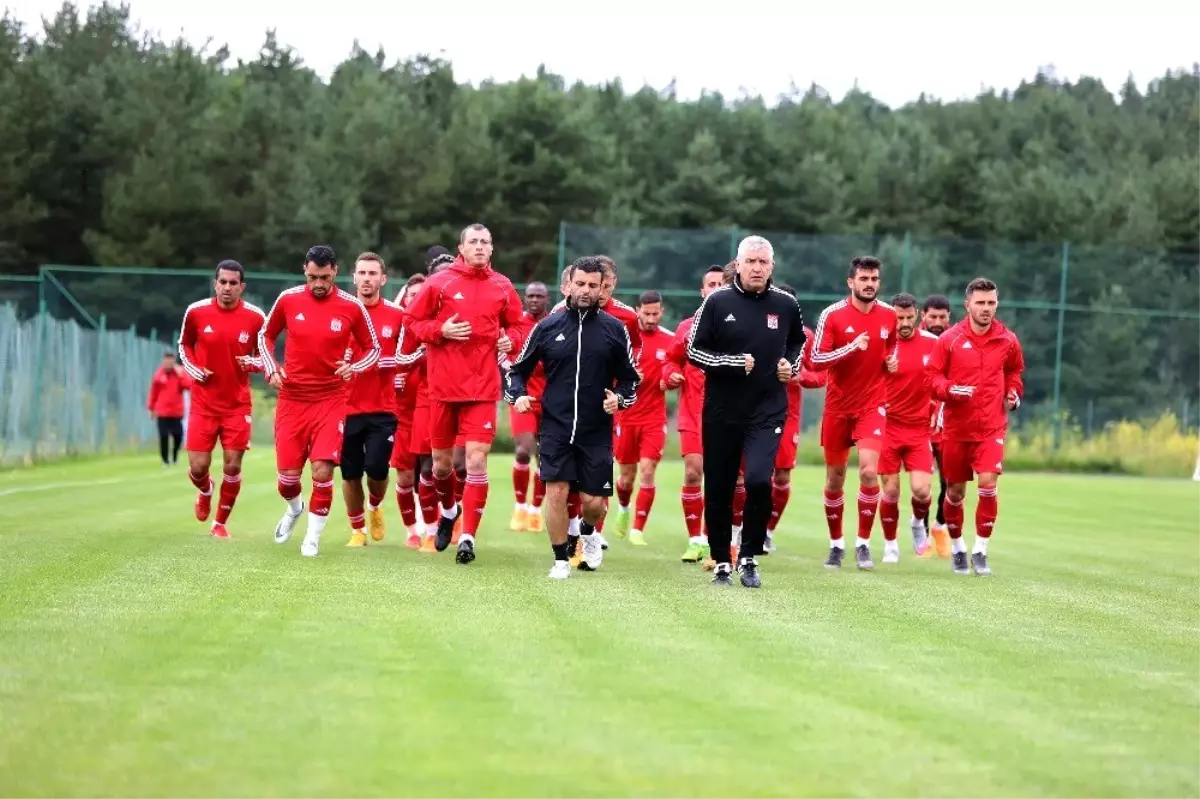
[538,436,614,497]
[339,412,397,480]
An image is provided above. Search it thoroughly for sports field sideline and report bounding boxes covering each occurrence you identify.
[1,452,1196,797]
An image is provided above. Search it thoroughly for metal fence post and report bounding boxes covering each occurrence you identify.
[94,314,108,451]
[29,301,48,461]
[556,220,566,276]
[1051,241,1070,451]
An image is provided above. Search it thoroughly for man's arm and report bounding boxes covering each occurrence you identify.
[403,277,445,344]
[686,292,746,372]
[924,334,971,402]
[504,319,546,404]
[661,322,688,388]
[501,284,528,353]
[346,299,382,373]
[257,293,287,380]
[808,304,860,372]
[611,325,641,409]
[147,373,160,412]
[177,306,207,382]
[797,333,827,389]
[784,301,807,375]
[1005,333,1025,408]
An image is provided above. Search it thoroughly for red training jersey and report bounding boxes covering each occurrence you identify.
[344,298,405,417]
[147,365,192,418]
[785,326,826,427]
[886,329,941,428]
[809,298,898,416]
[620,325,675,426]
[662,315,705,433]
[404,257,525,403]
[925,319,1025,442]
[259,286,381,403]
[177,298,266,416]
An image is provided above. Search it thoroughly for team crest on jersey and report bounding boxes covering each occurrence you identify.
[330,318,343,332]
[244,415,252,424]
[922,354,930,366]
[381,325,394,339]
[766,314,778,329]
[656,349,666,360]
[880,327,890,339]
[238,331,249,344]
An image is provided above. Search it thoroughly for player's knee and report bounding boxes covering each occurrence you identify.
[858,462,879,484]
[580,495,605,522]
[912,484,932,502]
[772,470,791,488]
[946,484,967,502]
[514,448,531,464]
[311,463,334,482]
[365,465,389,482]
[222,464,241,478]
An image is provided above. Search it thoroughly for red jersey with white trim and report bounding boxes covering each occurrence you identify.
[662,315,705,432]
[395,319,424,412]
[177,298,266,415]
[259,286,381,403]
[344,298,405,417]
[620,325,675,426]
[886,329,941,427]
[809,299,898,415]
[925,319,1025,441]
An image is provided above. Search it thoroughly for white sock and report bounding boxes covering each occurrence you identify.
[286,496,303,515]
[568,517,581,536]
[885,539,899,549]
[697,534,709,546]
[527,504,539,515]
[307,513,328,539]
[441,504,457,520]
[830,538,846,549]
[368,501,379,512]
[973,537,989,555]
[856,535,871,546]
[619,505,630,514]
[459,533,474,544]
[951,537,967,554]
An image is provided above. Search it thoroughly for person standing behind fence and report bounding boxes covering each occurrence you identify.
[147,351,191,467]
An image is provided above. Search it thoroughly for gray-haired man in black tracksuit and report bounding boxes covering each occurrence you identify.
[687,236,806,588]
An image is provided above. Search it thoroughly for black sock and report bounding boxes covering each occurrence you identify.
[580,521,595,536]
[552,542,569,561]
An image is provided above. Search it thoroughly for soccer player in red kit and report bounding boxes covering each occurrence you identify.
[391,274,428,549]
[925,277,1024,576]
[764,284,826,553]
[610,290,674,545]
[505,282,550,533]
[918,294,953,558]
[403,224,525,565]
[259,245,382,557]
[877,292,940,563]
[662,265,726,562]
[340,253,407,548]
[810,255,898,570]
[176,260,265,538]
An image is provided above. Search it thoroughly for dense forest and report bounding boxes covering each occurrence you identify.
[0,2,1197,423]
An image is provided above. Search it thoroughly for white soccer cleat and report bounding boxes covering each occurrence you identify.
[300,531,320,557]
[883,540,900,564]
[548,560,571,580]
[274,502,305,544]
[596,532,609,551]
[579,533,604,571]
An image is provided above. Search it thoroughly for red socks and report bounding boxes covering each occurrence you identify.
[823,489,844,540]
[454,471,465,506]
[462,473,488,535]
[681,487,704,538]
[943,495,965,539]
[348,509,365,531]
[532,473,546,509]
[634,485,656,532]
[277,473,302,501]
[595,500,609,532]
[912,495,931,527]
[310,479,333,517]
[767,483,790,532]
[368,486,386,510]
[189,469,212,494]
[395,483,417,527]
[856,485,880,540]
[732,484,746,528]
[616,480,634,509]
[512,461,530,504]
[434,472,456,512]
[976,485,998,538]
[879,493,899,541]
[418,476,438,528]
[215,473,241,525]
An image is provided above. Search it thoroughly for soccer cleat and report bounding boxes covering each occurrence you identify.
[971,552,992,576]
[952,551,970,575]
[578,534,603,571]
[195,482,213,522]
[526,510,543,532]
[210,523,230,539]
[737,558,762,588]
[434,506,459,552]
[274,502,305,544]
[824,546,845,569]
[681,540,707,562]
[367,507,386,541]
[883,540,900,564]
[548,560,571,580]
[911,517,930,556]
[628,530,647,547]
[932,524,952,559]
[711,563,734,586]
[568,537,584,569]
[702,556,717,571]
[419,534,437,553]
[455,538,476,565]
[763,534,776,554]
[345,531,369,547]
[301,532,320,558]
[855,544,874,570]
[597,533,609,551]
[613,509,631,539]
[405,531,422,549]
[509,506,528,532]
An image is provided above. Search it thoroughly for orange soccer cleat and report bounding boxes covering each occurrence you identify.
[210,523,230,539]
[405,531,422,549]
[931,524,951,559]
[419,534,438,553]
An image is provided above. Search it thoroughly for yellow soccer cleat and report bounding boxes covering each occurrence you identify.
[367,507,386,541]
[346,531,369,548]
[702,556,716,571]
[931,524,952,559]
[419,534,438,553]
[629,530,647,547]
[568,537,584,569]
[526,509,543,532]
[510,506,528,532]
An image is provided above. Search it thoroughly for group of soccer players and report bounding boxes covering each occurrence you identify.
[174,225,1023,578]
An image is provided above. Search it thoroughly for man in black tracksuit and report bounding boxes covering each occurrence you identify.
[687,236,806,588]
[505,256,640,579]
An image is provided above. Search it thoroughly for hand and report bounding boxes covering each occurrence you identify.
[776,358,792,383]
[394,374,407,392]
[497,331,513,354]
[268,371,284,390]
[515,396,533,413]
[148,410,155,420]
[666,371,684,389]
[236,356,254,372]
[852,332,870,351]
[441,313,472,341]
[744,353,755,374]
[1006,389,1020,410]
[333,361,352,380]
[949,384,975,400]
[885,352,898,373]
[603,389,619,415]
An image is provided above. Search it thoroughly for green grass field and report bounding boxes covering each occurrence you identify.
[1,453,1197,797]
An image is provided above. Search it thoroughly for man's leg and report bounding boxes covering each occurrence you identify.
[702,419,744,580]
[186,448,215,522]
[738,425,778,577]
[680,438,707,562]
[428,401,460,551]
[273,398,307,543]
[305,459,336,556]
[909,469,933,556]
[169,418,184,464]
[613,461,637,538]
[416,455,438,550]
[630,456,659,541]
[451,401,500,564]
[820,413,852,568]
[299,398,345,556]
[931,443,951,557]
[877,434,903,562]
[510,415,536,529]
[157,417,171,465]
[213,448,245,533]
[767,468,791,538]
[544,481,572,578]
[940,440,974,574]
[968,438,1003,575]
[530,458,546,531]
[363,415,396,542]
[340,415,370,547]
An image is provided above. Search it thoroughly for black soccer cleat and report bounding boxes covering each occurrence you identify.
[738,558,762,588]
[855,544,874,571]
[434,505,460,552]
[952,551,970,575]
[455,537,475,565]
[824,546,845,569]
[711,564,734,586]
[971,552,991,576]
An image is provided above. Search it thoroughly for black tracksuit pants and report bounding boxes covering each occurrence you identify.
[702,417,782,565]
[157,416,183,464]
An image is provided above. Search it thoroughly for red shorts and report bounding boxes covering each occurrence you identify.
[274,395,345,470]
[390,405,416,469]
[880,424,935,475]
[821,408,886,465]
[679,423,703,457]
[186,409,251,452]
[410,403,431,456]
[941,439,1005,484]
[775,420,800,470]
[509,401,542,438]
[430,400,496,450]
[615,422,666,464]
